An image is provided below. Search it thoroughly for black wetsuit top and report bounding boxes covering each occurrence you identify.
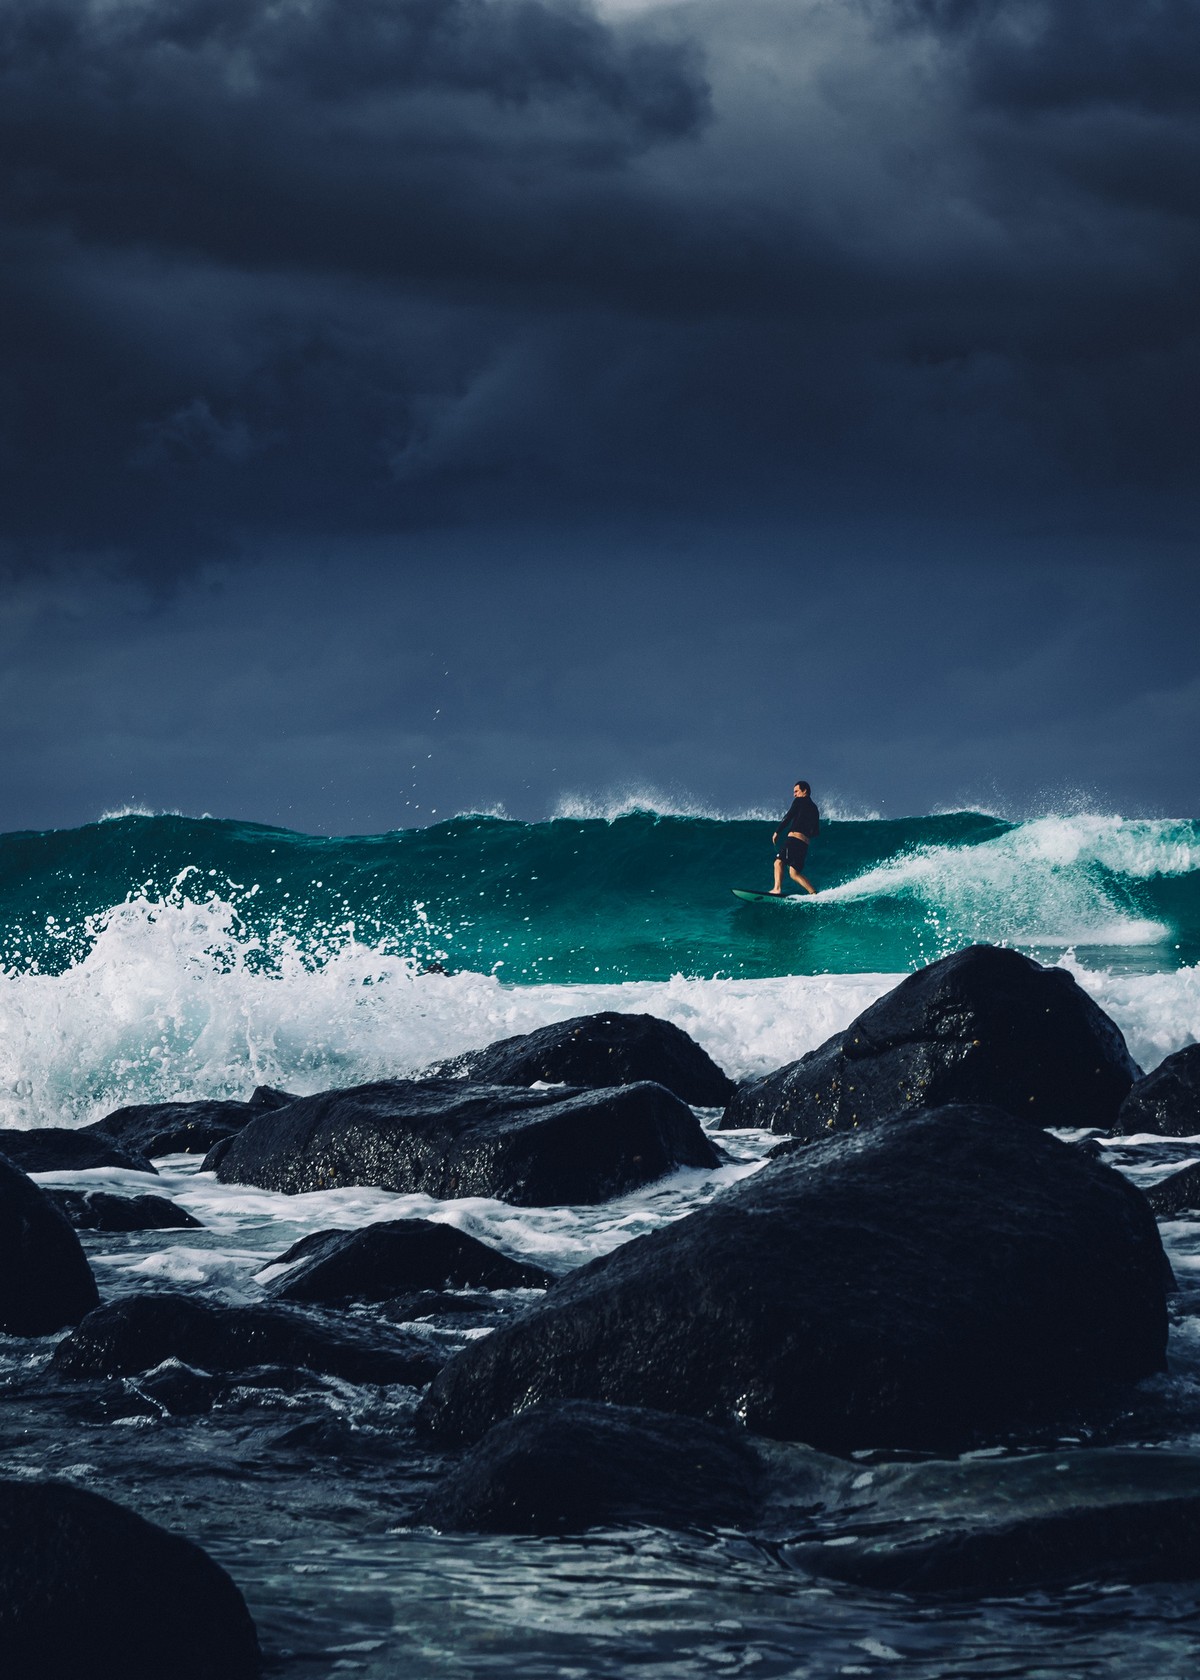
[777,797,818,869]
[778,796,819,845]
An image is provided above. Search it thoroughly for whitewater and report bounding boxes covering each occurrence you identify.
[0,807,1197,1129]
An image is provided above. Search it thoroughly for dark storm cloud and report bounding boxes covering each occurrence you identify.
[0,0,1197,563]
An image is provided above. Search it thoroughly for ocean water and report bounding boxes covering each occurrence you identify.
[3,806,1200,1675]
[0,807,1197,1128]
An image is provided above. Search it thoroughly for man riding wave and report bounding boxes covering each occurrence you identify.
[769,780,819,895]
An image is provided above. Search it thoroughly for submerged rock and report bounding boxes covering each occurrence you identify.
[0,1128,155,1175]
[1146,1161,1200,1220]
[0,1153,99,1335]
[45,1189,202,1232]
[49,1294,443,1387]
[85,1085,298,1159]
[0,1478,260,1678]
[208,1079,720,1206]
[417,1105,1167,1452]
[720,944,1139,1139]
[124,1359,228,1417]
[268,1218,553,1304]
[779,1445,1200,1594]
[420,1399,762,1533]
[428,1012,735,1107]
[1114,1045,1200,1139]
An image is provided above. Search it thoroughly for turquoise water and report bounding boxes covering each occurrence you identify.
[1,808,1196,984]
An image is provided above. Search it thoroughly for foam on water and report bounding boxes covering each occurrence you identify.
[815,815,1186,947]
[0,875,1196,1130]
[0,806,1196,1128]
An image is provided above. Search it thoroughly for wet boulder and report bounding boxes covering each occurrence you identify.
[45,1189,202,1232]
[428,1012,734,1107]
[781,1446,1200,1595]
[49,1294,443,1387]
[1114,1045,1200,1139]
[1146,1161,1200,1220]
[0,1153,100,1335]
[720,944,1140,1139]
[420,1400,762,1533]
[0,1478,260,1678]
[208,1078,720,1206]
[268,1218,553,1305]
[417,1105,1167,1453]
[85,1085,298,1158]
[128,1359,229,1417]
[0,1128,155,1175]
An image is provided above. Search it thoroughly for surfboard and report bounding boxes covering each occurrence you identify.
[731,887,809,903]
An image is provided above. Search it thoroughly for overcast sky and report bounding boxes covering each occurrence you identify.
[2,0,1197,832]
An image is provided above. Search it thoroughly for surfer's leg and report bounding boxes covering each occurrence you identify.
[769,856,785,894]
[788,867,816,895]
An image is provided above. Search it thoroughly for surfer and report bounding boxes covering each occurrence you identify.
[769,780,819,895]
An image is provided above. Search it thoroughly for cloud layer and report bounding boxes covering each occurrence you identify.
[2,0,1197,563]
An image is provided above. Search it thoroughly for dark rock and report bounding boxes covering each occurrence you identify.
[0,1153,99,1335]
[126,1360,227,1417]
[1115,1045,1200,1139]
[420,1400,762,1533]
[1146,1161,1200,1220]
[780,1445,1200,1595]
[208,1078,720,1206]
[414,1402,1200,1585]
[427,1012,734,1107]
[0,1127,155,1175]
[85,1084,298,1159]
[266,1417,398,1459]
[268,1218,553,1304]
[379,1290,513,1323]
[0,1477,260,1678]
[49,1294,444,1387]
[720,944,1140,1139]
[417,1105,1167,1452]
[45,1189,201,1232]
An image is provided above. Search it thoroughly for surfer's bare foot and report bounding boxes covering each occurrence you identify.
[767,887,783,895]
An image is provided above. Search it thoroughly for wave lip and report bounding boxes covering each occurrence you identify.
[551,786,774,822]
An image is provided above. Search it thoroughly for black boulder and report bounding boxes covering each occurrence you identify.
[85,1084,298,1158]
[208,1078,720,1206]
[0,1153,99,1335]
[49,1294,443,1387]
[420,1400,762,1533]
[1146,1161,1200,1220]
[268,1218,553,1304]
[417,1105,1167,1452]
[45,1189,202,1232]
[428,1012,734,1106]
[0,1128,155,1175]
[782,1446,1200,1595]
[0,1478,260,1679]
[720,944,1139,1138]
[1114,1045,1200,1139]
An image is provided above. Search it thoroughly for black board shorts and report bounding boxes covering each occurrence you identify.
[781,838,809,871]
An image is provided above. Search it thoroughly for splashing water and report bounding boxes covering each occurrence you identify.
[0,807,1196,1127]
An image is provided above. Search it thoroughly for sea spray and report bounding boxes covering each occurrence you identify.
[0,808,1196,1128]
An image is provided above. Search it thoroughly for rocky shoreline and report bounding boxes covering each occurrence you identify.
[3,944,1200,1675]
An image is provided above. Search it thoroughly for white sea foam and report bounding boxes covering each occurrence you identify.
[0,881,1195,1131]
[814,815,1196,948]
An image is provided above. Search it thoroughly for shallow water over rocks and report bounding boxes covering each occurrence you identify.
[3,1105,1200,1675]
